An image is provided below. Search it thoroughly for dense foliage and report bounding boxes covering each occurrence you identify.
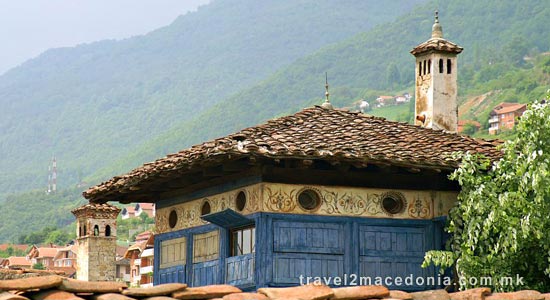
[0,245,27,258]
[423,93,550,292]
[0,187,85,242]
[116,213,155,243]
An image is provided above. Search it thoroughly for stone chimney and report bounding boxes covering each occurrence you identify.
[411,11,463,132]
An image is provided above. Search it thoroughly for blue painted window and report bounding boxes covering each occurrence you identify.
[231,226,255,256]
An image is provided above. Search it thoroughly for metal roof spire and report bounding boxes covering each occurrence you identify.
[321,72,334,109]
[431,10,443,39]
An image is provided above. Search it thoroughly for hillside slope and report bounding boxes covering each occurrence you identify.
[101,0,550,179]
[0,0,424,196]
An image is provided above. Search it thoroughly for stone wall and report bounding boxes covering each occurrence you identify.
[76,236,116,281]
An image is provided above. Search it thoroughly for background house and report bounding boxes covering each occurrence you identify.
[488,102,527,134]
[1,256,31,269]
[124,231,154,287]
[27,246,59,269]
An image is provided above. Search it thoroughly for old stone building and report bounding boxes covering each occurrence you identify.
[411,11,463,132]
[81,13,499,290]
[71,203,120,281]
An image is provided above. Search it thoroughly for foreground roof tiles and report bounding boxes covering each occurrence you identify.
[84,106,501,202]
[0,276,548,300]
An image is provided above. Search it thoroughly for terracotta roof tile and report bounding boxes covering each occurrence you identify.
[411,37,463,55]
[6,257,31,267]
[71,203,121,216]
[494,103,526,114]
[84,106,500,202]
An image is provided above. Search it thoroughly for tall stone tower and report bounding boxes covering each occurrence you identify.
[411,11,463,132]
[72,203,120,281]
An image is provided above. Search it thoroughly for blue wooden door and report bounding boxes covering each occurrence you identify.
[271,220,345,285]
[358,224,430,290]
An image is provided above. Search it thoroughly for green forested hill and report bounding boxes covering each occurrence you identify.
[100,0,550,179]
[0,0,424,196]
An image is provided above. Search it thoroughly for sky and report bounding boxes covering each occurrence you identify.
[0,0,211,75]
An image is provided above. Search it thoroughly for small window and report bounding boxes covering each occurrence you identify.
[423,60,426,75]
[447,59,452,74]
[231,226,255,256]
[235,191,247,211]
[79,226,82,237]
[201,201,211,216]
[381,192,406,215]
[427,59,431,74]
[297,189,322,211]
[105,225,111,237]
[418,62,422,76]
[168,210,178,229]
[93,225,99,236]
[83,225,87,236]
[439,59,444,73]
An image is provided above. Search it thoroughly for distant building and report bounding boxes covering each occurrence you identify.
[53,245,77,268]
[488,103,527,135]
[375,95,394,107]
[1,256,31,269]
[121,206,136,220]
[124,231,154,287]
[27,246,59,268]
[135,203,155,218]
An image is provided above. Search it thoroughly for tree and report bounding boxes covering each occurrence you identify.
[423,92,550,292]
[386,63,401,88]
[32,263,45,270]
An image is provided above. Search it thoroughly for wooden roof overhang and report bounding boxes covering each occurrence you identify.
[87,152,459,205]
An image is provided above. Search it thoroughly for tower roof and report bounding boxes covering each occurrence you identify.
[72,202,121,218]
[411,11,463,56]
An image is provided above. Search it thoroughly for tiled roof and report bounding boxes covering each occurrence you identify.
[116,245,129,258]
[494,103,526,114]
[35,247,59,258]
[53,245,77,260]
[84,106,501,202]
[411,37,463,55]
[6,257,31,267]
[138,203,154,210]
[71,202,121,216]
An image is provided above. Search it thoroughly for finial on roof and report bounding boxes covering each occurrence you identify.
[431,10,443,39]
[321,72,334,110]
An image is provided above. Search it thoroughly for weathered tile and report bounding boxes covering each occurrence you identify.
[29,290,84,300]
[90,293,137,300]
[0,276,63,292]
[330,285,389,299]
[410,289,450,300]
[172,285,241,299]
[222,292,269,300]
[258,284,334,300]
[485,290,543,300]
[389,290,413,300]
[0,291,30,300]
[59,278,127,293]
[450,288,491,300]
[143,297,179,300]
[121,283,187,297]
